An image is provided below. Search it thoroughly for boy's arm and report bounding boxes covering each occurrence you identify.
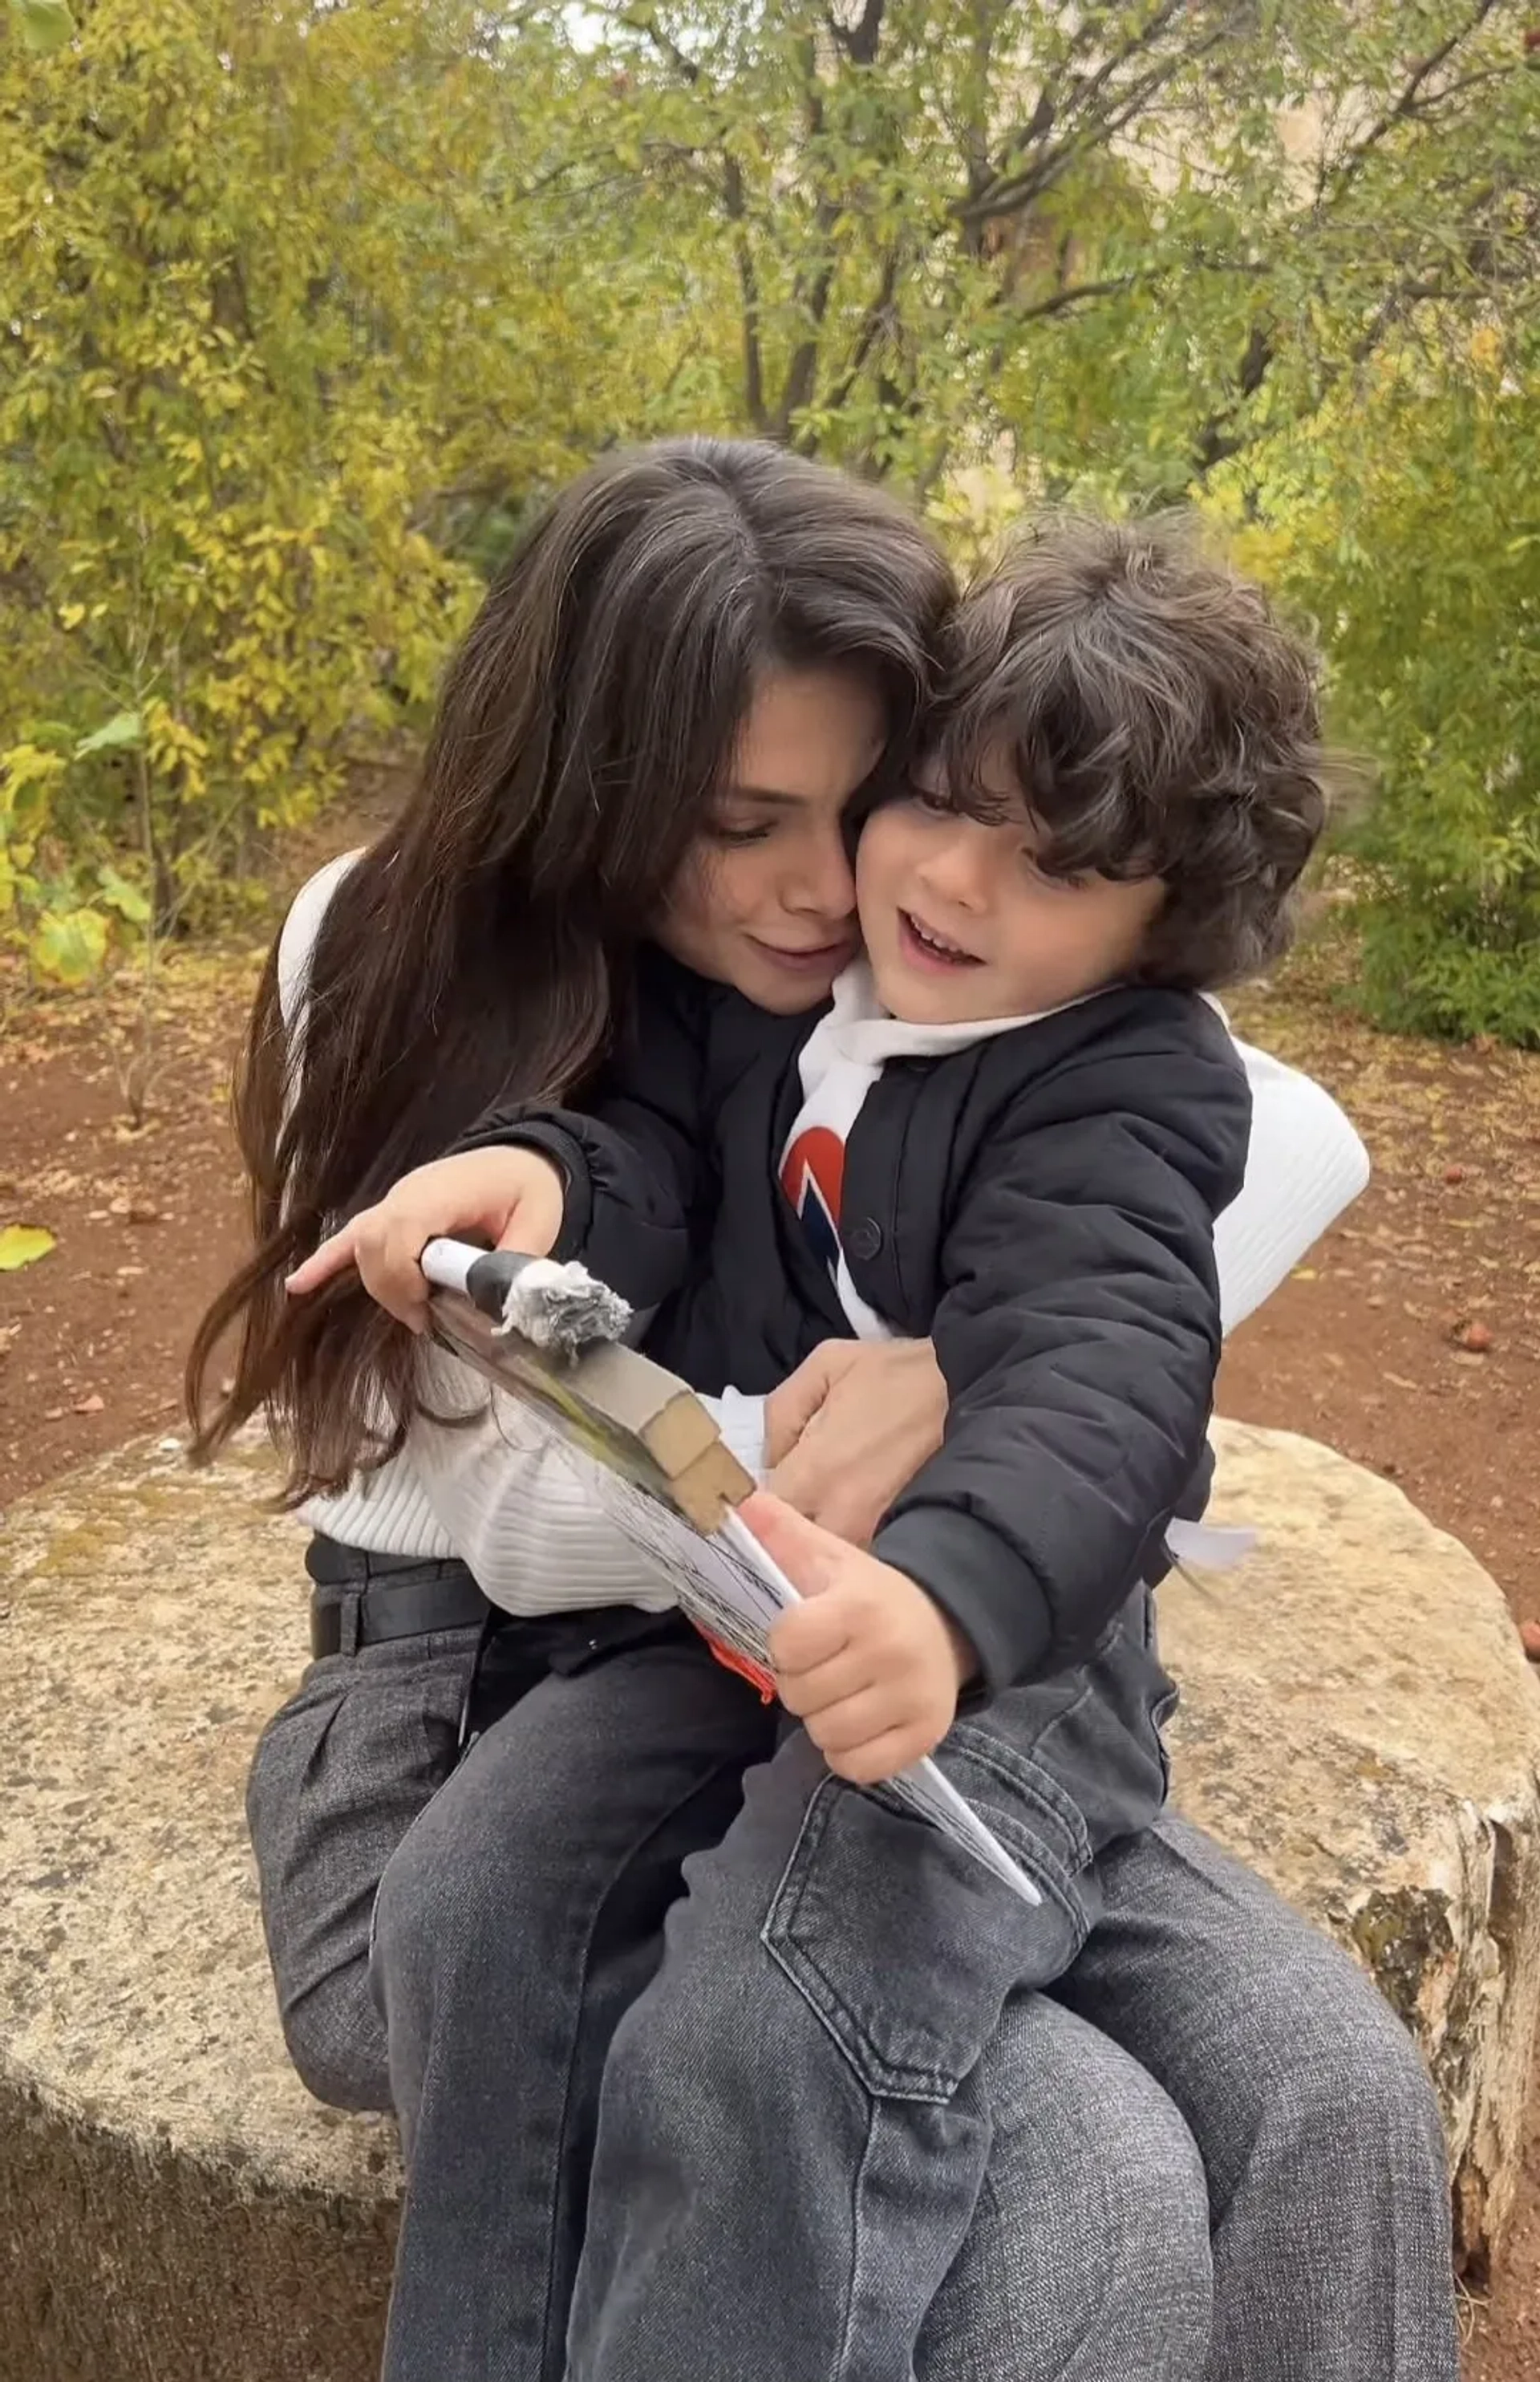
[452,948,720,1312]
[871,998,1250,1700]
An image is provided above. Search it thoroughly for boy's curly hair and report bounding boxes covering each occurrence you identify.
[934,512,1336,989]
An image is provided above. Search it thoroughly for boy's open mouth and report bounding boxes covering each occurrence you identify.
[899,910,982,970]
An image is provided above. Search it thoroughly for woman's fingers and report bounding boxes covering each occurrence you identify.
[762,1342,852,1467]
[284,1204,433,1330]
[768,1338,946,1544]
[282,1152,566,1336]
[356,1214,436,1330]
[284,1221,361,1297]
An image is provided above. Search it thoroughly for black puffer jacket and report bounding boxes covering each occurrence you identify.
[460,948,1250,1699]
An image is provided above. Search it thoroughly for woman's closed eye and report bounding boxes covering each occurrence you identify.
[707,815,778,848]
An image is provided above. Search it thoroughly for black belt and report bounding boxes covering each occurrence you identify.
[306,1536,492,1658]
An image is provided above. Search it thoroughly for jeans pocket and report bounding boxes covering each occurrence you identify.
[245,1634,480,1985]
[762,1754,1091,2104]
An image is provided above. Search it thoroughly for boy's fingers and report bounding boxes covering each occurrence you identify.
[803,1685,906,1757]
[825,1726,926,1788]
[773,1644,875,1719]
[739,1487,845,1595]
[768,1596,852,1677]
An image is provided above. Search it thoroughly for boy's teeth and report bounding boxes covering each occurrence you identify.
[909,914,967,959]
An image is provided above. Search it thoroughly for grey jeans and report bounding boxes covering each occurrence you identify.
[247,1620,1458,2382]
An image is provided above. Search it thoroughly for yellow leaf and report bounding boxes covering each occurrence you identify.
[0,1225,55,1272]
[30,905,109,984]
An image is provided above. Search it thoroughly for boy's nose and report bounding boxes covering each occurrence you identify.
[915,825,991,912]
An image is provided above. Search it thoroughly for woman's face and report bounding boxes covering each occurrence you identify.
[655,667,886,1014]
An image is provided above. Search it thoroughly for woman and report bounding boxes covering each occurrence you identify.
[190,436,1457,2382]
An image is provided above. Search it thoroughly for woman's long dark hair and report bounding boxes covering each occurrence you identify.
[188,438,953,1499]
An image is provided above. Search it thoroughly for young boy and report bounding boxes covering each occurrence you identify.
[301,514,1331,2379]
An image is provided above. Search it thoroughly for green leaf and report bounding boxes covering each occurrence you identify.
[8,0,74,55]
[75,710,143,758]
[96,864,152,926]
[30,904,109,984]
[0,1225,55,1272]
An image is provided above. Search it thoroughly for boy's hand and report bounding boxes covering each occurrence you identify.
[284,1149,566,1333]
[746,1490,976,1787]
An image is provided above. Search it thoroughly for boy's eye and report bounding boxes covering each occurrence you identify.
[911,782,954,815]
[1021,849,1089,892]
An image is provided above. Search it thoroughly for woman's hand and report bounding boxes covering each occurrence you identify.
[764,1337,946,1545]
[284,1148,566,1333]
[745,1490,975,1784]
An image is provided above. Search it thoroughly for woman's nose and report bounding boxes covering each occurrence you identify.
[785,827,857,921]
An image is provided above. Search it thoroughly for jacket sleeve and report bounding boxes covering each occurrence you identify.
[450,951,717,1313]
[872,1008,1250,1699]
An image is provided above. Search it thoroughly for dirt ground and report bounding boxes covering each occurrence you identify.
[2,903,1538,2374]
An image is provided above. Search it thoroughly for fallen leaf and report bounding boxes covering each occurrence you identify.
[0,1225,56,1272]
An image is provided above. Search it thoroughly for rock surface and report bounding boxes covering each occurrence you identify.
[1163,1421,1540,2277]
[2,1420,1538,2379]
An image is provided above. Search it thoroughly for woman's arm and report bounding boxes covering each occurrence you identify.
[1214,1035,1369,1333]
[285,951,723,1324]
[452,947,721,1310]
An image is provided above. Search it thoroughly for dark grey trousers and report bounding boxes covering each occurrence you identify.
[247,1617,1458,2382]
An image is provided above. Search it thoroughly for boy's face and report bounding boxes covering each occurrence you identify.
[857,750,1165,1027]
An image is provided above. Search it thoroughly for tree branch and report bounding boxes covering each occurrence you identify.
[722,154,768,432]
[956,12,1230,226]
[1189,322,1274,477]
[1004,271,1151,324]
[1323,0,1505,205]
[822,249,902,415]
[826,0,886,68]
[622,9,701,85]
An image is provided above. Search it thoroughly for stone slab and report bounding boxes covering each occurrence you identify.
[3,1419,1538,2376]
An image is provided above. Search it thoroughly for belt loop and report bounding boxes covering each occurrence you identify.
[338,1589,363,1658]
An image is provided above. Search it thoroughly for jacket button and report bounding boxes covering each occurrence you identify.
[846,1217,883,1261]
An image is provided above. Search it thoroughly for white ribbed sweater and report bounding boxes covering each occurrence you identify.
[280,858,1369,1616]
